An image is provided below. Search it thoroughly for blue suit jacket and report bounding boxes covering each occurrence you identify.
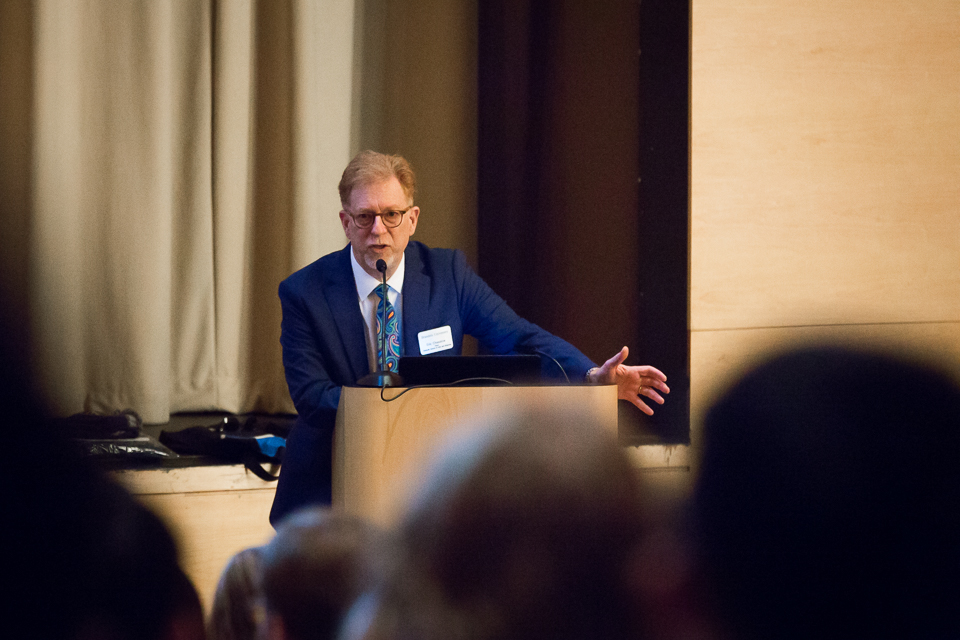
[270,241,596,524]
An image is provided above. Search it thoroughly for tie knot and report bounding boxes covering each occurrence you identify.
[373,285,389,300]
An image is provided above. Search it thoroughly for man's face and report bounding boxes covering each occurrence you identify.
[339,176,419,279]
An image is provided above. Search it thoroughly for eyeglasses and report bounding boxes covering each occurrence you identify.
[347,207,413,229]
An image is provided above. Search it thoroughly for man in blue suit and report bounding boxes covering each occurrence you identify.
[270,151,669,525]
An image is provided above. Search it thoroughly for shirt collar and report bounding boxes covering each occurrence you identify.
[350,247,405,297]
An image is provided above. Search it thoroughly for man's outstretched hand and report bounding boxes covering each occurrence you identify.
[586,346,669,416]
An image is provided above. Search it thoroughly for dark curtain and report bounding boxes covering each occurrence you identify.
[477,0,689,444]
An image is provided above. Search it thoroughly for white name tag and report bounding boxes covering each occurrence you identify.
[418,326,454,355]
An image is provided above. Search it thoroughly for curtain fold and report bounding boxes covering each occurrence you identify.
[25,0,354,423]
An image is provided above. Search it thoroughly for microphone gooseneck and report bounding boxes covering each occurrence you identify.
[376,260,388,373]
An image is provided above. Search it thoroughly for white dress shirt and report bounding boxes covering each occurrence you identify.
[349,249,405,372]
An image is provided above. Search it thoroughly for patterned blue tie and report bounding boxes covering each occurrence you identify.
[374,286,401,371]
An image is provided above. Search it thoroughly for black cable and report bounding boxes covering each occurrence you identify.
[530,349,570,384]
[379,377,515,402]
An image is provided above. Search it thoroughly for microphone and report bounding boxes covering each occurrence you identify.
[357,259,404,388]
[375,260,388,373]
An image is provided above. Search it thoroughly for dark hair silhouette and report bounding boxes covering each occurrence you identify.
[261,507,382,640]
[347,407,647,640]
[693,346,960,639]
[1,304,200,640]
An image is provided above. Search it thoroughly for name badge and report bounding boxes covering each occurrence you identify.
[418,326,454,355]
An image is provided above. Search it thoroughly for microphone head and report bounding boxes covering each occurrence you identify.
[376,259,387,274]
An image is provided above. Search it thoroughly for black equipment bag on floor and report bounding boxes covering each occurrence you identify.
[159,416,285,481]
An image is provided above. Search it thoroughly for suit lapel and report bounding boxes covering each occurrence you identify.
[401,245,430,356]
[325,246,370,379]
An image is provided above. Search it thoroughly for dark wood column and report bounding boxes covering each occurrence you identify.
[477,0,689,444]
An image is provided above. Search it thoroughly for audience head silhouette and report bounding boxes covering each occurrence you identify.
[692,346,960,639]
[209,546,265,640]
[342,406,648,640]
[260,507,382,640]
[3,374,202,640]
[1,296,203,640]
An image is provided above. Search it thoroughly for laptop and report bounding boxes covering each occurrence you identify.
[397,354,542,386]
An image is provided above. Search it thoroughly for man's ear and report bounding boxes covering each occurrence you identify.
[407,206,420,234]
[339,210,351,233]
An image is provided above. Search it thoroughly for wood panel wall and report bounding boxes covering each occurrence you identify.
[114,466,277,614]
[689,0,960,473]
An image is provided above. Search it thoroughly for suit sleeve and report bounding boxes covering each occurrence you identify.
[279,278,342,430]
[450,250,597,380]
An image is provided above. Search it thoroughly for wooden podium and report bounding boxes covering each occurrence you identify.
[332,384,618,525]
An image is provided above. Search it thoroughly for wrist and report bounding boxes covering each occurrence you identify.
[585,367,600,383]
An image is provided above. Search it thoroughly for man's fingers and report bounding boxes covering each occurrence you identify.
[626,393,655,416]
[640,378,671,396]
[638,365,668,382]
[639,386,666,405]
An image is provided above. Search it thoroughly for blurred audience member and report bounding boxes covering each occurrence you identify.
[209,546,265,640]
[685,346,960,639]
[2,302,204,640]
[260,507,383,640]
[169,568,207,640]
[342,407,649,640]
[6,402,205,640]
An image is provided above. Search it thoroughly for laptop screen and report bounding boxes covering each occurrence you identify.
[396,355,542,386]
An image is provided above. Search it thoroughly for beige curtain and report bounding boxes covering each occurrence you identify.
[17,0,355,423]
